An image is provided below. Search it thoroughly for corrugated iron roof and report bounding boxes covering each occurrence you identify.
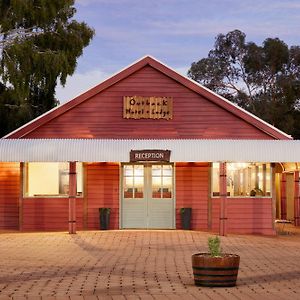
[0,139,299,162]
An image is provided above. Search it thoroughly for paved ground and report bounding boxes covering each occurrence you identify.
[0,230,300,300]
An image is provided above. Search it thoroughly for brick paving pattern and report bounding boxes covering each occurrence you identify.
[0,230,300,299]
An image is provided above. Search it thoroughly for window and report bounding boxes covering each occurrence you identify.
[123,165,144,198]
[212,163,271,197]
[152,165,172,199]
[24,162,83,197]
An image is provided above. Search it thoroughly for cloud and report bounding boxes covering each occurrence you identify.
[232,0,300,12]
[76,0,133,6]
[55,69,109,103]
[71,0,300,93]
[148,16,300,41]
[76,0,101,6]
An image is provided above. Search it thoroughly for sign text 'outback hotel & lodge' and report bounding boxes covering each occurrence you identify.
[123,96,173,120]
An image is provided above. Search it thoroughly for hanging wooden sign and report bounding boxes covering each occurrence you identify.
[130,150,171,162]
[123,96,173,120]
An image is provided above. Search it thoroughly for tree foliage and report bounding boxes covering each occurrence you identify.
[0,0,94,137]
[188,30,300,139]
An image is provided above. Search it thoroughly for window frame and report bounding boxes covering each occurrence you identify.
[121,162,174,200]
[23,162,84,198]
[211,162,272,198]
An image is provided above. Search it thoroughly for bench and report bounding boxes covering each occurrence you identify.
[275,219,293,235]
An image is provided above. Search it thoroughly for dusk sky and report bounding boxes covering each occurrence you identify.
[56,0,300,103]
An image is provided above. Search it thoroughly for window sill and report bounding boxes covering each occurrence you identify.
[211,196,272,199]
[23,195,84,199]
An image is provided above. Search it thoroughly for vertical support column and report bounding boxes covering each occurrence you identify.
[219,162,227,236]
[69,162,77,234]
[294,171,300,226]
[262,164,267,195]
[280,173,287,220]
[271,163,276,231]
[255,165,259,189]
[207,163,212,230]
[243,168,247,196]
[83,163,88,230]
[19,162,24,231]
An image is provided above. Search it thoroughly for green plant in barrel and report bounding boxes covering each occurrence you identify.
[191,236,240,287]
[208,235,222,257]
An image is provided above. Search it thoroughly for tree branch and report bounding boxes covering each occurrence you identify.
[0,26,44,50]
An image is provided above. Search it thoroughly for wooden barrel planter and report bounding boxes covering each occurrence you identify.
[192,253,240,287]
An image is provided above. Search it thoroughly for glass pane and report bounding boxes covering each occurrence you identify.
[25,162,68,196]
[134,165,144,177]
[163,176,172,185]
[152,165,162,177]
[76,163,83,196]
[134,176,144,198]
[162,165,172,176]
[212,163,220,196]
[124,165,133,176]
[124,176,134,198]
[123,165,144,199]
[59,172,69,194]
[124,176,134,186]
[162,177,172,198]
[213,162,272,197]
[250,165,256,195]
[152,176,161,198]
[25,162,84,198]
[59,162,69,195]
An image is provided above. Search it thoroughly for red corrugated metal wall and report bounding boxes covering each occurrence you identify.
[22,198,83,231]
[211,197,274,235]
[20,66,274,140]
[86,163,119,230]
[176,163,209,230]
[0,163,20,230]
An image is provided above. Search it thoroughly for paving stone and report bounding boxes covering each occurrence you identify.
[0,230,300,299]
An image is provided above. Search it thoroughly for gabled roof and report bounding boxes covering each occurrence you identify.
[4,55,292,140]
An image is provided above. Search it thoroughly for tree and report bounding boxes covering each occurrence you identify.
[188,30,300,139]
[0,0,94,137]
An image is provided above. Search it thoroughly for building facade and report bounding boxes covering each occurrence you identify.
[0,56,299,235]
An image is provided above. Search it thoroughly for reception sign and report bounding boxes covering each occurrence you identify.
[130,150,171,162]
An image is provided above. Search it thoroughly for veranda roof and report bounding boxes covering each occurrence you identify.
[0,139,300,163]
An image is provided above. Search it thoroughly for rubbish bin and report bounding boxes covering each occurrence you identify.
[180,208,192,230]
[99,208,111,230]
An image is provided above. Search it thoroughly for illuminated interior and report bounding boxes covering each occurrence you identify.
[152,165,172,198]
[123,165,144,198]
[123,164,173,199]
[24,162,83,197]
[212,163,271,197]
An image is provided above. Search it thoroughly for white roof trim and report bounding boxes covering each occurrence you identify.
[0,139,299,162]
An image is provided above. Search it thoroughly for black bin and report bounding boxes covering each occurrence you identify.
[180,208,192,230]
[99,208,111,230]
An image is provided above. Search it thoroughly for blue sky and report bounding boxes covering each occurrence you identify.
[56,0,300,102]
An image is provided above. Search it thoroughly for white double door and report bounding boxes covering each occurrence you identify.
[122,163,174,229]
